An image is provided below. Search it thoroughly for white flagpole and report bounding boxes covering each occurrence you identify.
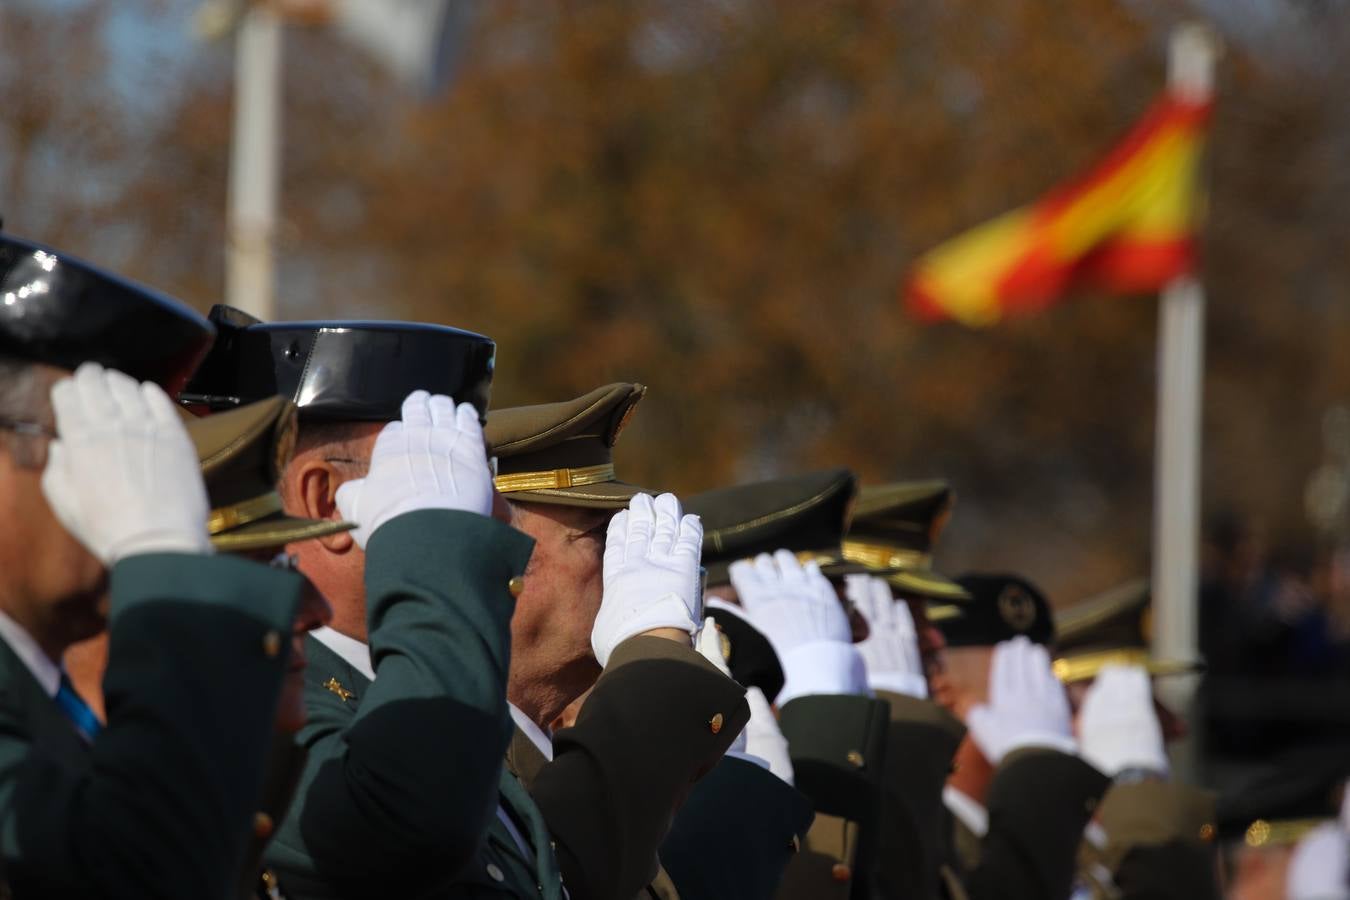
[225,2,283,320]
[1151,24,1217,765]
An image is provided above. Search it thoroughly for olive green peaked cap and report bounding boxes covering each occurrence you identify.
[842,480,970,604]
[486,383,657,509]
[189,396,355,552]
[688,467,866,586]
[1052,578,1202,684]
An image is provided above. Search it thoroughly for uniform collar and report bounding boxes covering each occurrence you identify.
[509,703,554,762]
[0,610,61,697]
[943,785,989,838]
[309,626,375,682]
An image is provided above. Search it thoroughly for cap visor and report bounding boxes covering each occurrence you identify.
[885,569,972,602]
[211,515,356,554]
[503,479,661,510]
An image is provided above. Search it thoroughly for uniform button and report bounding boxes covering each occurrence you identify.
[1199,823,1215,842]
[253,811,274,839]
[846,750,865,768]
[509,576,526,598]
[486,863,505,882]
[708,713,724,734]
[831,863,851,882]
[262,630,283,658]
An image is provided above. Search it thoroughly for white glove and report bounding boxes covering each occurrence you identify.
[1076,664,1169,777]
[966,636,1078,764]
[1287,822,1350,900]
[592,493,702,667]
[850,574,928,699]
[42,363,211,563]
[733,550,866,704]
[335,391,493,548]
[738,686,795,784]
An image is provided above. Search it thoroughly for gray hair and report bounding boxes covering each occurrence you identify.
[0,353,53,467]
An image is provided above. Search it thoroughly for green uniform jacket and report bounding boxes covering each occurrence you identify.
[659,755,815,900]
[943,748,1111,900]
[265,510,535,900]
[874,691,967,900]
[243,735,307,900]
[510,636,751,900]
[0,552,303,899]
[1076,780,1220,900]
[774,694,891,900]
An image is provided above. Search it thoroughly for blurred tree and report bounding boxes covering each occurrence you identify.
[7,0,1350,601]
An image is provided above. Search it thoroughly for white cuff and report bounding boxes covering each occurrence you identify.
[869,671,928,699]
[778,641,868,705]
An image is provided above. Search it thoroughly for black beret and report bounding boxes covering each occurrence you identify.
[939,573,1055,648]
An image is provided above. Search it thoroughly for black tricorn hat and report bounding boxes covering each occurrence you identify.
[939,572,1056,648]
[180,304,496,421]
[0,232,214,392]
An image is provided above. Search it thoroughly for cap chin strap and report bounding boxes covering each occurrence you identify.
[494,463,616,493]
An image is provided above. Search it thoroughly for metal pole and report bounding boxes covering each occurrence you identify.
[1152,24,1217,776]
[226,3,282,320]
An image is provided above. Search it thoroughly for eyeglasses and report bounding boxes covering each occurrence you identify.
[0,417,56,469]
[0,417,56,440]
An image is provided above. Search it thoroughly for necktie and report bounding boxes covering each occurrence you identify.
[497,769,564,900]
[54,673,102,743]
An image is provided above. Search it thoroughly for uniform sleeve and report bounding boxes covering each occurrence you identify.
[874,691,967,900]
[964,748,1110,900]
[774,694,890,900]
[1,552,302,900]
[277,509,534,899]
[1094,781,1221,900]
[660,755,815,900]
[529,636,750,900]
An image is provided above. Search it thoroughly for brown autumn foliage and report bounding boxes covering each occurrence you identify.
[6,0,1350,602]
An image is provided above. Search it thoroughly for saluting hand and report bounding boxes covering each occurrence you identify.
[42,362,211,563]
[591,492,702,667]
[1076,664,1168,777]
[966,636,1077,764]
[732,551,866,704]
[850,574,928,699]
[336,390,493,549]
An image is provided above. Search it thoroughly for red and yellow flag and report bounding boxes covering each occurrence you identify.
[905,93,1212,326]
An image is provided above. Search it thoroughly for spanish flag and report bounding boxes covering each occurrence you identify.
[905,93,1212,326]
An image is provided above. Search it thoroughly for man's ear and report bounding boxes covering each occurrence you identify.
[291,460,355,553]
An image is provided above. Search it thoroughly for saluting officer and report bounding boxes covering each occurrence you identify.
[183,306,535,900]
[931,574,1110,900]
[687,469,888,900]
[841,480,973,900]
[1053,581,1218,900]
[486,384,752,900]
[0,234,307,897]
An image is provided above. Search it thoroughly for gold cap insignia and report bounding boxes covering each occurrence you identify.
[998,584,1037,633]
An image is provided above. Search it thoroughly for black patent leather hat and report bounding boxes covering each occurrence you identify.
[0,232,214,392]
[181,305,496,421]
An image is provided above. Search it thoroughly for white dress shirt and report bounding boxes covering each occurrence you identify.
[943,785,989,838]
[0,609,61,697]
